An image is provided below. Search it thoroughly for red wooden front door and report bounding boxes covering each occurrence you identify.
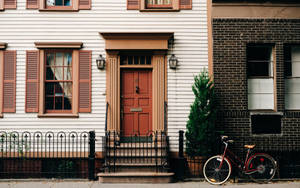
[121,69,152,136]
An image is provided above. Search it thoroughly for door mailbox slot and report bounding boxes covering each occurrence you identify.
[130,108,142,112]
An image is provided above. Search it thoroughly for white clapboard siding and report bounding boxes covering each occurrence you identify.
[248,79,274,110]
[0,0,208,152]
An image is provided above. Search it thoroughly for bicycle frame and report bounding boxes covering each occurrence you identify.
[219,141,260,175]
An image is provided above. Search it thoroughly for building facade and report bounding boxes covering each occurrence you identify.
[0,0,210,180]
[211,0,300,153]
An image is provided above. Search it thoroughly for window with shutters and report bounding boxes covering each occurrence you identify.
[0,0,17,10]
[127,0,192,11]
[26,0,90,10]
[26,42,91,117]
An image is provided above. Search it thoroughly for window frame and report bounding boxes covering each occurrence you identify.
[35,42,82,118]
[140,0,179,11]
[247,45,274,79]
[0,43,7,118]
[247,44,276,111]
[39,0,78,11]
[44,49,74,114]
[284,44,300,110]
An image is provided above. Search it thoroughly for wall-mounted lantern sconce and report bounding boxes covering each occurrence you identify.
[96,54,106,70]
[169,54,178,69]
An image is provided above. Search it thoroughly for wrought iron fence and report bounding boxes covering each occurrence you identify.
[102,131,170,173]
[0,131,95,179]
[175,130,300,180]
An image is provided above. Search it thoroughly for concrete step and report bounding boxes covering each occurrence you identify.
[106,151,167,157]
[103,162,169,173]
[97,172,174,183]
[105,157,167,164]
[105,142,167,148]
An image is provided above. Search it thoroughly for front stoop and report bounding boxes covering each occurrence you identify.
[97,172,174,183]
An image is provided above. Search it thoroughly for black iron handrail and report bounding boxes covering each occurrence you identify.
[102,131,170,173]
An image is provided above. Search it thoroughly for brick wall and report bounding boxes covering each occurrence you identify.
[213,19,300,153]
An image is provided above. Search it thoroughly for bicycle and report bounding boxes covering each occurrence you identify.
[203,136,277,185]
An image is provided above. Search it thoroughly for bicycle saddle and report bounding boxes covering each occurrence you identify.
[244,145,255,149]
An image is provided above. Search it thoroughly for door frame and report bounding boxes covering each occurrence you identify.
[106,50,167,133]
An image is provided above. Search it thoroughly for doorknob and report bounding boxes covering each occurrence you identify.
[136,86,139,93]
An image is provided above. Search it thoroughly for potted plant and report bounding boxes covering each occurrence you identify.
[185,70,217,177]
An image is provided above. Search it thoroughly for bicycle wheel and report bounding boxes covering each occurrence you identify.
[247,154,277,183]
[203,155,231,185]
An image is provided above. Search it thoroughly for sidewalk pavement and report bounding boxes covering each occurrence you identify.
[0,180,300,188]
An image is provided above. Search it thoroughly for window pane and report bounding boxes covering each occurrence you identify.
[55,82,64,96]
[64,82,72,98]
[64,52,72,66]
[45,97,54,110]
[56,53,63,66]
[64,67,72,80]
[64,97,72,110]
[55,67,63,80]
[55,97,63,110]
[64,0,71,6]
[140,56,145,64]
[45,83,54,95]
[247,46,273,77]
[134,56,139,65]
[46,0,55,6]
[46,53,55,66]
[46,67,55,80]
[248,62,269,77]
[128,56,133,65]
[146,56,151,65]
[292,46,300,77]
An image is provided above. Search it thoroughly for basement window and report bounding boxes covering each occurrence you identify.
[251,114,281,135]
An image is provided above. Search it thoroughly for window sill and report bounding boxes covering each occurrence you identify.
[140,9,179,12]
[38,114,79,118]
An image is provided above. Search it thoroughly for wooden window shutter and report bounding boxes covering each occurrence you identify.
[79,50,92,113]
[79,0,91,10]
[26,51,39,113]
[127,0,139,10]
[3,51,16,113]
[180,0,192,10]
[4,0,16,9]
[26,0,39,9]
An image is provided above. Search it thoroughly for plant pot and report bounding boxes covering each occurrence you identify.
[186,156,207,177]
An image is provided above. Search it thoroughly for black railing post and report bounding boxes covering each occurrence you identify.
[179,130,184,158]
[177,130,185,180]
[88,131,95,180]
